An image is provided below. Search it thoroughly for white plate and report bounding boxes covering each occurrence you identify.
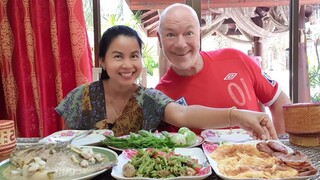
[111,147,212,180]
[0,146,118,180]
[107,133,204,151]
[201,129,251,143]
[39,130,114,146]
[203,140,317,180]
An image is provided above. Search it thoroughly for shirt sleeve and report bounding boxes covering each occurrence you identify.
[55,85,85,129]
[141,88,175,131]
[240,51,281,106]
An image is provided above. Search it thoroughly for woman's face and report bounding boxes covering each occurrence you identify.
[101,35,142,86]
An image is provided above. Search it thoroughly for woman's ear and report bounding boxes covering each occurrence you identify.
[99,58,105,70]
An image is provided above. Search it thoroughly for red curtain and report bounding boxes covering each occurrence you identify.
[0,0,92,137]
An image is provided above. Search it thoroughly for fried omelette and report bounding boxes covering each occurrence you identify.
[210,144,298,179]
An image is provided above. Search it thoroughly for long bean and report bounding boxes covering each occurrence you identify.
[101,131,178,149]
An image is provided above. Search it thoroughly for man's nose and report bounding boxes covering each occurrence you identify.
[175,35,187,48]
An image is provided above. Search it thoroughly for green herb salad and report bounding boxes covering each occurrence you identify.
[121,148,211,178]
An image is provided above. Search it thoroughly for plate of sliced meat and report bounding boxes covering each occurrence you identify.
[203,140,318,180]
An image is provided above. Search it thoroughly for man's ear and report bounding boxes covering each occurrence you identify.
[156,32,162,48]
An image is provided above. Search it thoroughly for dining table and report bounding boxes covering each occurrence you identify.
[8,135,320,180]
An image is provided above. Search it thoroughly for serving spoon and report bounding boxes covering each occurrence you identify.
[55,129,95,148]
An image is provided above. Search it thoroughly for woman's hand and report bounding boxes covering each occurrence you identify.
[231,110,278,140]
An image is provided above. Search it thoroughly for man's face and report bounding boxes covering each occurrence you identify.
[158,8,201,70]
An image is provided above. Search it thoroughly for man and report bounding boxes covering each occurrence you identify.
[155,3,291,135]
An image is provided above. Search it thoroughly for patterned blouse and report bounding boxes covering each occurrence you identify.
[55,80,174,136]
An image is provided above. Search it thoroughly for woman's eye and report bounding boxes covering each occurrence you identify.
[131,54,140,59]
[114,55,122,59]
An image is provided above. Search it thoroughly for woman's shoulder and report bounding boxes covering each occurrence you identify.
[141,87,174,103]
[138,86,165,96]
[63,81,99,99]
[72,81,101,91]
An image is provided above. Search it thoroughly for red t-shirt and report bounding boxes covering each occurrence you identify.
[156,48,281,134]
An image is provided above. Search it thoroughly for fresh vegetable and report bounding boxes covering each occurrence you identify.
[176,127,197,146]
[184,131,197,146]
[170,133,186,145]
[178,127,190,134]
[101,130,176,149]
[161,131,171,138]
[101,128,198,149]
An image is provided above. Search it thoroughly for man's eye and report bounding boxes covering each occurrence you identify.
[186,32,194,36]
[166,33,175,38]
[114,55,122,59]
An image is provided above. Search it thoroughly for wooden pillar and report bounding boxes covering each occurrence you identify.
[251,17,263,70]
[289,0,310,102]
[186,0,201,26]
[297,5,311,102]
[252,17,263,57]
[93,0,101,67]
[289,0,299,103]
[186,0,202,49]
[253,37,262,56]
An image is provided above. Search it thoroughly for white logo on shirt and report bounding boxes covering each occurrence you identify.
[224,73,238,80]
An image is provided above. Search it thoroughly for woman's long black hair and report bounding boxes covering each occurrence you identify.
[98,25,143,80]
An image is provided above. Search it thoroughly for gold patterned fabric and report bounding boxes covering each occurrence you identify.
[95,98,143,137]
[0,0,92,137]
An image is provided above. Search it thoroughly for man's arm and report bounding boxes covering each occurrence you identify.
[269,91,292,134]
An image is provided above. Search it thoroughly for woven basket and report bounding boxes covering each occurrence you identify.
[283,103,320,135]
[0,120,16,160]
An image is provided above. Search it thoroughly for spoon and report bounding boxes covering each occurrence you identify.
[55,129,94,148]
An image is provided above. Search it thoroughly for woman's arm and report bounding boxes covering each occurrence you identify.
[164,102,277,140]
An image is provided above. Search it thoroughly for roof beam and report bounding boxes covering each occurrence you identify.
[142,13,159,28]
[125,0,318,10]
[202,0,318,8]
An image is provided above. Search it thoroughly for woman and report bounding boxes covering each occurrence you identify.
[56,25,277,140]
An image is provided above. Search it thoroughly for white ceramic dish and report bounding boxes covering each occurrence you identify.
[203,140,317,180]
[0,146,118,180]
[39,129,114,146]
[111,147,212,180]
[107,133,204,151]
[201,129,251,143]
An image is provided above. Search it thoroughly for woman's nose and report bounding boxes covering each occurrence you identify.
[121,58,133,68]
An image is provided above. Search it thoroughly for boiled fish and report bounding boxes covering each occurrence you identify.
[4,143,117,180]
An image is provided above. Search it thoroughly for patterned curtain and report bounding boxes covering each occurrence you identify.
[0,0,92,137]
